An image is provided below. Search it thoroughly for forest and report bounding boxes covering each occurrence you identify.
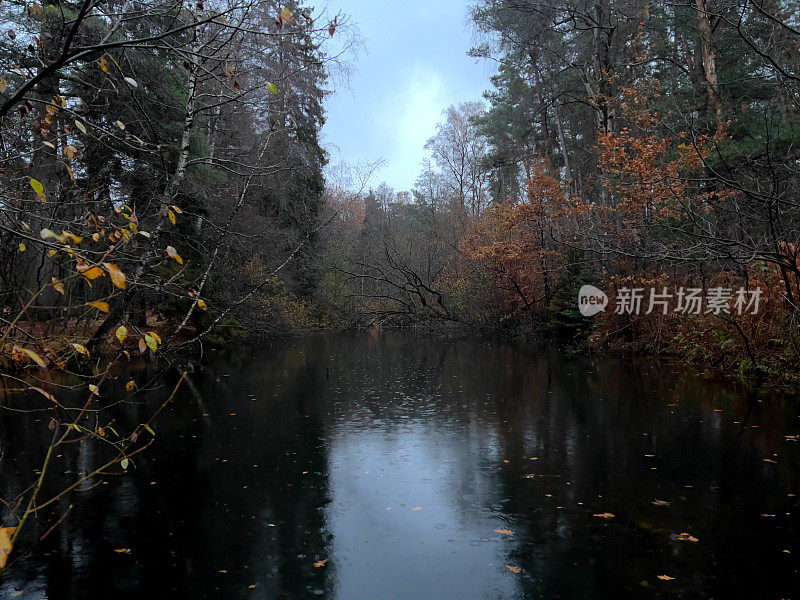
[0,0,799,381]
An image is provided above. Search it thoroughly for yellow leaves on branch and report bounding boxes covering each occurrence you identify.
[140,331,160,353]
[0,526,17,569]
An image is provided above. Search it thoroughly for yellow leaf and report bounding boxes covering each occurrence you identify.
[30,178,45,199]
[116,326,128,343]
[170,205,183,214]
[64,145,77,159]
[72,343,90,357]
[62,231,83,244]
[147,331,161,345]
[52,277,65,295]
[75,120,87,134]
[99,56,109,72]
[313,559,327,568]
[168,210,176,225]
[18,243,25,252]
[0,526,17,570]
[21,348,47,369]
[144,334,157,352]
[506,565,521,574]
[89,384,100,396]
[86,301,110,313]
[593,513,615,519]
[0,78,7,94]
[197,298,207,311]
[115,120,125,130]
[657,575,675,581]
[126,380,136,392]
[81,266,105,280]
[103,262,126,290]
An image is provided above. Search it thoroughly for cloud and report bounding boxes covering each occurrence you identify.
[375,66,446,190]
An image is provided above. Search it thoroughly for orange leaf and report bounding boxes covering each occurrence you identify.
[494,529,514,536]
[103,262,126,289]
[506,565,521,574]
[86,301,110,313]
[313,559,327,568]
[81,266,105,280]
[0,526,17,569]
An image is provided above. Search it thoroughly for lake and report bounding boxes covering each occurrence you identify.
[1,333,799,598]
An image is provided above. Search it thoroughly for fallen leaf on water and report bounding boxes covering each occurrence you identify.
[677,532,699,543]
[594,513,615,519]
[248,585,256,589]
[761,514,776,517]
[314,559,327,568]
[494,529,514,536]
[652,499,671,507]
[657,575,675,581]
[114,548,130,554]
[763,459,778,464]
[219,569,227,574]
[0,526,17,569]
[783,550,791,554]
[506,565,521,573]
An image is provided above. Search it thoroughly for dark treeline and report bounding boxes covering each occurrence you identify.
[2,1,800,372]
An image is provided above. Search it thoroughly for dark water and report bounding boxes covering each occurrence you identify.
[1,333,800,599]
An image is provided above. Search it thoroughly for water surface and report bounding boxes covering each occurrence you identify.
[1,333,799,598]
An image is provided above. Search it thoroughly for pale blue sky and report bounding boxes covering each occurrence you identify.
[322,0,493,191]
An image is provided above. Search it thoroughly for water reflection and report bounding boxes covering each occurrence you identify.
[1,333,799,598]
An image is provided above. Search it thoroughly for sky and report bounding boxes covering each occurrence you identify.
[321,0,493,192]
